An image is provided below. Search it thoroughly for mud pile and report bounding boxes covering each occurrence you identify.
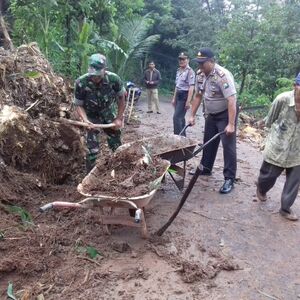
[0,43,70,118]
[0,105,85,184]
[0,44,85,188]
[79,144,169,197]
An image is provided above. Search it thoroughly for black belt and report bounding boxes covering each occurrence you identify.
[209,109,228,116]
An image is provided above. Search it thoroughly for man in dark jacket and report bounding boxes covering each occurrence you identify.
[144,61,161,114]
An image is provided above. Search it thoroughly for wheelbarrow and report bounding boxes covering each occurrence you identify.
[39,158,170,238]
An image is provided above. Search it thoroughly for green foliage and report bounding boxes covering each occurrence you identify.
[6,0,300,105]
[86,246,102,259]
[76,243,103,259]
[273,77,294,98]
[24,71,42,79]
[2,204,33,226]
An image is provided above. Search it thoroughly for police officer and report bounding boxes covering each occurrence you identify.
[189,48,238,194]
[172,52,195,136]
[74,53,126,172]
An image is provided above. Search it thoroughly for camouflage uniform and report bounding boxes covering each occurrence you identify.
[74,71,126,166]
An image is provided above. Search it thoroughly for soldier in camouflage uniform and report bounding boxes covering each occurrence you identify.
[255,73,300,221]
[74,53,126,171]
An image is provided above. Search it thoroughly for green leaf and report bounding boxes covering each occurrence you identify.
[86,246,101,259]
[7,282,17,300]
[24,71,42,79]
[5,205,33,226]
[168,168,177,174]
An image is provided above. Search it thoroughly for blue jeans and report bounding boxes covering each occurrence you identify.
[173,90,188,136]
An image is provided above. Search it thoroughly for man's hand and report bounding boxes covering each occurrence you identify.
[185,102,191,110]
[171,97,176,107]
[113,117,123,130]
[189,116,196,126]
[225,123,235,135]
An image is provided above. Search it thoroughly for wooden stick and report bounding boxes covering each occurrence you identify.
[25,99,41,112]
[127,88,136,123]
[76,255,103,267]
[257,289,280,300]
[59,118,115,129]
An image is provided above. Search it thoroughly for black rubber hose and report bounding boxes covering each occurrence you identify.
[156,131,225,236]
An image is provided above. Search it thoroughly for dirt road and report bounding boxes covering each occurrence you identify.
[1,94,299,300]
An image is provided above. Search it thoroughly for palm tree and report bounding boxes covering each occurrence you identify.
[93,14,160,78]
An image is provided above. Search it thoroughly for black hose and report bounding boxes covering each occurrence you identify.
[156,131,225,236]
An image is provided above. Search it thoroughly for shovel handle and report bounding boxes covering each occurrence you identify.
[59,118,116,129]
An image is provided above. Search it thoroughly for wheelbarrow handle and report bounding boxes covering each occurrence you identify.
[192,130,226,157]
[178,123,192,136]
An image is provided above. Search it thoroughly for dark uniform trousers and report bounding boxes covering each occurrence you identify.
[258,161,300,211]
[173,90,188,136]
[201,109,237,180]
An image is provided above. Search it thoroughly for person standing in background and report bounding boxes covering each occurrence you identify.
[172,52,195,136]
[144,61,161,114]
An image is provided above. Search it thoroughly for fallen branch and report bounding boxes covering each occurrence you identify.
[76,255,102,267]
[192,211,232,221]
[192,211,264,229]
[25,99,41,112]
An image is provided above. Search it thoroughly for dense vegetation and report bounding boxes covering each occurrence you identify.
[1,0,300,105]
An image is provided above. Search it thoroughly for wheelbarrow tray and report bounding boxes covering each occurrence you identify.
[117,134,200,164]
[77,159,170,209]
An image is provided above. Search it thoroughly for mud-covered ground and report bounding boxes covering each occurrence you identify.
[1,94,300,300]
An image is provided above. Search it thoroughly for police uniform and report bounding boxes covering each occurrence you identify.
[174,53,195,136]
[74,71,126,168]
[196,63,238,182]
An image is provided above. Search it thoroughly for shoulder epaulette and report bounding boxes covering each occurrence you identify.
[216,68,225,78]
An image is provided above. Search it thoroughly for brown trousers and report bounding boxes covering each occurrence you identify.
[147,88,160,113]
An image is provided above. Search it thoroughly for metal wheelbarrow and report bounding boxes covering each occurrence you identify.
[40,159,170,238]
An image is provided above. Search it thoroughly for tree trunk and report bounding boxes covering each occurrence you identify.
[0,14,13,50]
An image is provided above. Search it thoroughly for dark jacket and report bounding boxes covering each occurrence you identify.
[144,68,161,89]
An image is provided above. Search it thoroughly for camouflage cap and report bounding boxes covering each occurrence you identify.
[88,53,107,75]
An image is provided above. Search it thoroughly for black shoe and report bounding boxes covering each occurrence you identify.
[147,110,153,113]
[219,179,234,194]
[157,112,161,114]
[188,168,212,176]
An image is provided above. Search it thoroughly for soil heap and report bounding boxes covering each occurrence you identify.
[0,44,85,202]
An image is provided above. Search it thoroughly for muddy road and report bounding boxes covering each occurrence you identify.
[0,94,299,300]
